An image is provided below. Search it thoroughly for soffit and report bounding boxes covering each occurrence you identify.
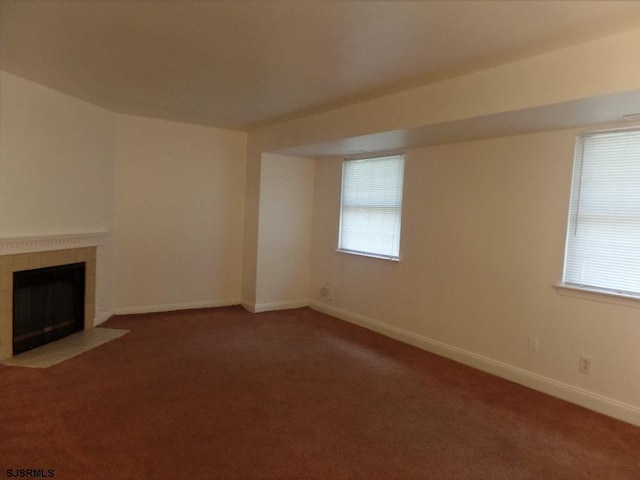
[275,90,640,158]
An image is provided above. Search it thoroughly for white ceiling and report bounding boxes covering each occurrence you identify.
[1,1,640,131]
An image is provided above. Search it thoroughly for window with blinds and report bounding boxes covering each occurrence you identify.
[563,128,640,298]
[339,154,405,260]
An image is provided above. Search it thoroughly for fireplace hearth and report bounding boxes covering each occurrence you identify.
[13,262,85,355]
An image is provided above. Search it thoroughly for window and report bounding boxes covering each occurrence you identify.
[562,128,640,298]
[339,154,405,260]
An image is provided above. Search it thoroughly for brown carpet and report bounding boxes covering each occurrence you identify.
[1,306,639,479]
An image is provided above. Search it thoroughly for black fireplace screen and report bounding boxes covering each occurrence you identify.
[13,262,85,354]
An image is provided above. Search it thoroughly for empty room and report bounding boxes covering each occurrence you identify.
[1,1,639,478]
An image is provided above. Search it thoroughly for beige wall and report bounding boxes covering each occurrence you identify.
[0,71,116,320]
[113,114,246,313]
[0,73,248,318]
[253,153,314,311]
[0,72,116,236]
[309,130,640,423]
[246,29,640,424]
[240,141,263,306]
[243,27,640,311]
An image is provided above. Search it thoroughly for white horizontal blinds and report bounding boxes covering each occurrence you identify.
[563,129,640,296]
[339,154,404,259]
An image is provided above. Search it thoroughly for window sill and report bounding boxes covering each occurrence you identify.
[335,249,400,263]
[554,284,640,309]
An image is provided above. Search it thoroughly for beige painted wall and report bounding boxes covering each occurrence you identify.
[0,71,116,320]
[243,27,640,311]
[113,114,246,312]
[243,25,640,423]
[0,71,115,235]
[254,153,314,311]
[310,130,640,417]
[0,73,248,317]
[240,141,263,306]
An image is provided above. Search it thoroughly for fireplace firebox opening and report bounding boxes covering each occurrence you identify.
[13,262,85,355]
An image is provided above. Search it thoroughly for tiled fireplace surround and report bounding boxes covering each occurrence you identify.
[0,233,107,360]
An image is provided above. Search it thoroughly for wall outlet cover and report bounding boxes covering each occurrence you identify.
[579,355,592,375]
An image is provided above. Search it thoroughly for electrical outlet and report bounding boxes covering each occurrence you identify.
[579,355,592,375]
[528,337,539,352]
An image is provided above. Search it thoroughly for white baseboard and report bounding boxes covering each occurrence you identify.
[243,299,308,314]
[309,300,640,427]
[240,300,256,313]
[93,310,114,326]
[113,298,242,316]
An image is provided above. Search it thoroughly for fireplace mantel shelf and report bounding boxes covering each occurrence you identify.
[0,232,109,256]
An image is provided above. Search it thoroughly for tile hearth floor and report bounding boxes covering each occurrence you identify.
[1,328,129,368]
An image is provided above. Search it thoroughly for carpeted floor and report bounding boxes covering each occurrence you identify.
[1,306,639,479]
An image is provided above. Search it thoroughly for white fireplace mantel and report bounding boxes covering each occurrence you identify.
[0,232,109,256]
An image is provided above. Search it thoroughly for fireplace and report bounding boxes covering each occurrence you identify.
[13,262,85,355]
[0,234,107,360]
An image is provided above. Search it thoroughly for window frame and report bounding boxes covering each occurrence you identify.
[337,153,405,262]
[560,126,640,304]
